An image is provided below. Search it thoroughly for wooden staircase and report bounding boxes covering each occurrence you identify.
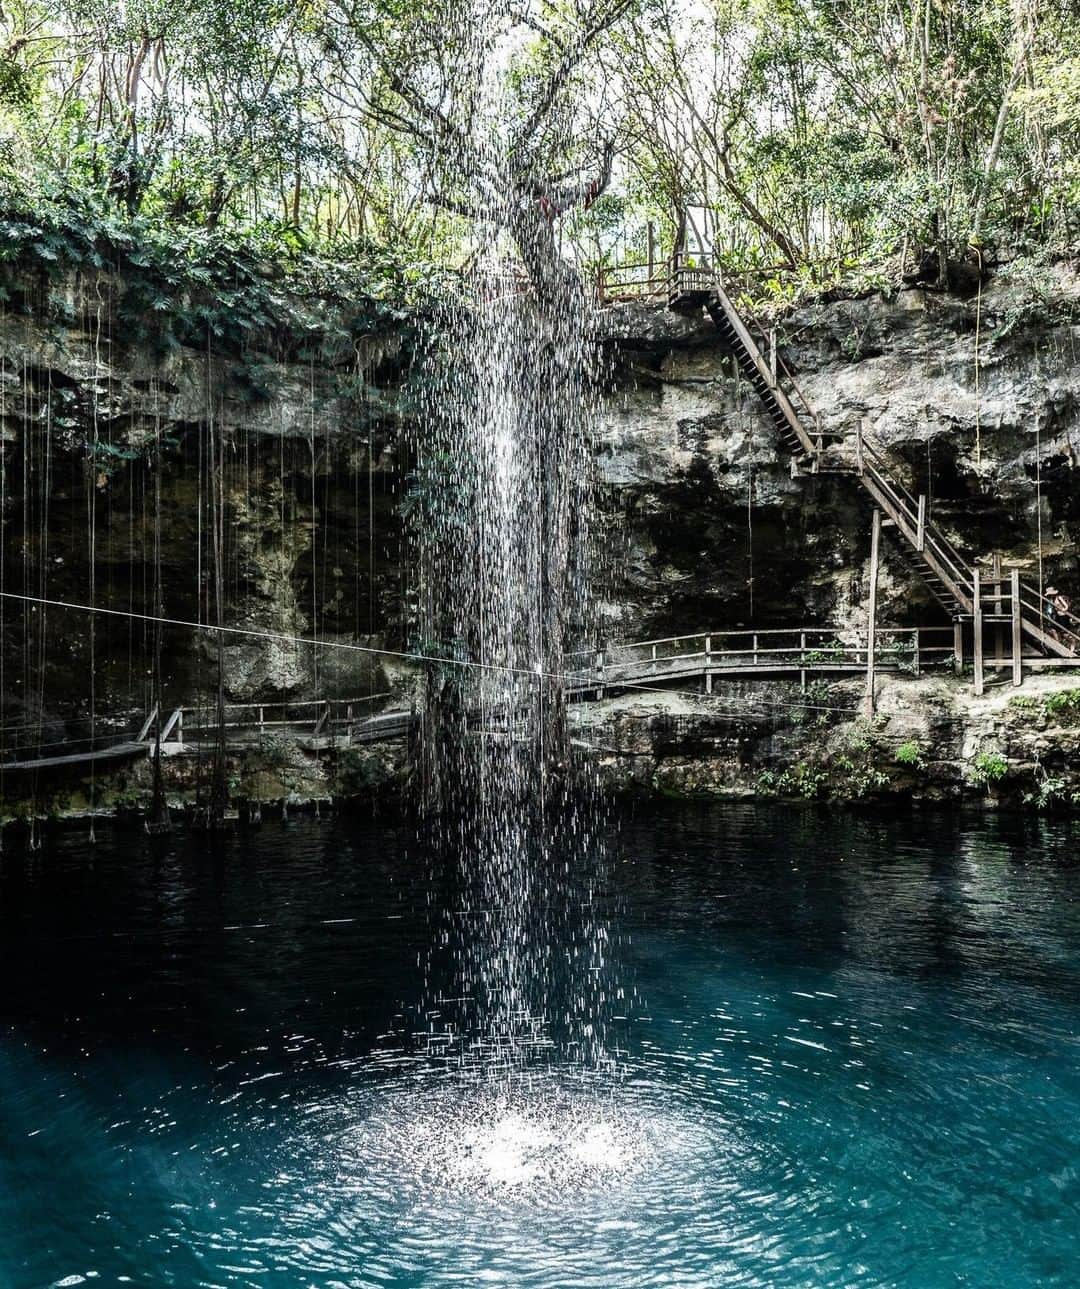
[688,272,1080,665]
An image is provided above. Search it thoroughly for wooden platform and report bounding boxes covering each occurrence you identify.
[5,618,1078,776]
[0,741,147,773]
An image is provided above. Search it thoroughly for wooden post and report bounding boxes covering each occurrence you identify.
[992,552,1004,672]
[647,220,656,286]
[651,642,657,674]
[1011,568,1023,687]
[855,419,865,476]
[912,628,920,677]
[705,635,713,694]
[595,651,604,701]
[753,633,759,666]
[800,630,807,692]
[769,329,777,383]
[865,507,881,714]
[953,620,964,675]
[973,568,984,696]
[916,494,926,552]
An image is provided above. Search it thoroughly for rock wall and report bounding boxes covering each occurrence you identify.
[596,265,1080,641]
[0,268,410,732]
[573,673,1080,811]
[3,261,1080,821]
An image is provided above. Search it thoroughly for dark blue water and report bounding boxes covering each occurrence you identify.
[1,805,1078,1287]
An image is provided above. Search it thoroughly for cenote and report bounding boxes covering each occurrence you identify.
[1,804,1078,1287]
[5,3,1080,1285]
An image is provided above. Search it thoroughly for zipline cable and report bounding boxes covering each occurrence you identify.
[0,591,876,721]
[0,590,556,682]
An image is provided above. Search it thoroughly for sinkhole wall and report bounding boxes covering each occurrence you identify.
[2,250,1080,815]
[0,259,412,720]
[597,266,1080,641]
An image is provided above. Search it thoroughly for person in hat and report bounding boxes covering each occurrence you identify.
[1045,585,1072,640]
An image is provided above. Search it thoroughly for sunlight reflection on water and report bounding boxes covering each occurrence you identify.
[352,1078,662,1198]
[274,1065,732,1287]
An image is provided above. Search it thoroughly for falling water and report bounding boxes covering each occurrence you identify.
[403,11,616,1085]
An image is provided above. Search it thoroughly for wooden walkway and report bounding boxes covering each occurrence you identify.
[0,742,149,773]
[7,618,1076,773]
[566,626,945,696]
[564,622,1080,698]
[0,696,406,773]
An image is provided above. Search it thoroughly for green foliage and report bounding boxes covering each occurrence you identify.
[799,638,844,665]
[90,438,143,477]
[791,679,833,728]
[895,740,924,770]
[831,754,890,798]
[255,734,294,771]
[615,0,1080,286]
[1023,771,1069,811]
[1008,688,1080,725]
[0,191,452,362]
[1008,694,1040,711]
[1044,690,1080,721]
[829,717,892,797]
[0,0,1073,291]
[334,747,387,796]
[758,714,894,801]
[757,762,828,799]
[991,254,1070,340]
[1017,55,1080,128]
[971,751,1009,787]
[880,637,918,675]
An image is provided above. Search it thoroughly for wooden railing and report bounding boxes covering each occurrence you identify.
[565,626,956,696]
[593,260,671,302]
[0,694,401,769]
[168,692,395,742]
[593,254,759,305]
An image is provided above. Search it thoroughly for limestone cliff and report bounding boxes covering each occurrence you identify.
[3,258,1080,821]
[596,263,1080,642]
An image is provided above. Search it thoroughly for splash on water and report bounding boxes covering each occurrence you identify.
[368,1079,657,1199]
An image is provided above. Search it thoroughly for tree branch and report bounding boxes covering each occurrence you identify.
[538,134,616,215]
[509,0,634,167]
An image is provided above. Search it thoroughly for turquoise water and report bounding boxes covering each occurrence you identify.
[1,805,1078,1286]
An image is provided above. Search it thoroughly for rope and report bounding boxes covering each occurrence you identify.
[0,588,878,730]
[1036,415,1044,609]
[974,247,982,474]
[0,591,556,682]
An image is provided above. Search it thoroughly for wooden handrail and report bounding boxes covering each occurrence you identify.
[706,281,819,458]
[566,624,950,660]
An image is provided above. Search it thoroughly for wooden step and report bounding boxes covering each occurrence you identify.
[1020,614,1078,659]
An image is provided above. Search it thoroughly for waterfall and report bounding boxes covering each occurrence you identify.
[404,15,612,1072]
